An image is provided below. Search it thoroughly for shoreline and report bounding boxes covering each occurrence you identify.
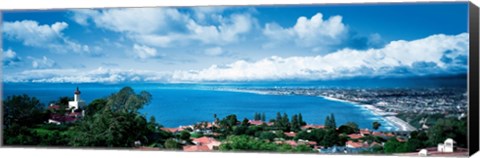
[211,88,416,131]
[321,96,416,131]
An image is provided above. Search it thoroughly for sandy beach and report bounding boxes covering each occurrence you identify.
[212,88,416,131]
[321,96,416,131]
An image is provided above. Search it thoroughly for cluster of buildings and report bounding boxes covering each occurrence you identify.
[239,87,467,129]
[157,120,409,153]
[317,88,467,116]
[47,87,86,124]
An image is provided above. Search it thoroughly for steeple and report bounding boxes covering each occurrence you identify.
[74,86,81,95]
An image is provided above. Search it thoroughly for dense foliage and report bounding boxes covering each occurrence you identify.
[3,87,170,148]
[219,135,313,152]
[2,89,468,154]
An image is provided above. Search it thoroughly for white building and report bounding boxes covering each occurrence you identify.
[437,138,456,152]
[68,87,86,112]
[418,149,428,156]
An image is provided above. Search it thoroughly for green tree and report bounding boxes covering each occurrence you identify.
[320,129,339,147]
[3,95,47,129]
[50,96,73,114]
[372,121,381,130]
[3,95,48,145]
[330,114,336,129]
[261,113,266,122]
[427,117,467,148]
[324,113,336,129]
[164,138,182,150]
[69,87,154,147]
[85,98,107,116]
[259,132,277,141]
[383,138,402,153]
[219,114,238,134]
[178,130,191,142]
[345,122,359,132]
[338,125,356,134]
[281,113,290,132]
[291,114,300,132]
[298,113,306,126]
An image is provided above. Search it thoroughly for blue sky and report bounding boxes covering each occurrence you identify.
[1,2,469,83]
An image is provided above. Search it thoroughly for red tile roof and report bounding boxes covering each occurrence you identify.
[348,134,364,139]
[346,140,368,148]
[285,140,297,146]
[161,128,183,133]
[192,136,219,145]
[372,131,388,137]
[48,105,61,110]
[284,132,297,137]
[360,129,371,136]
[183,145,210,152]
[301,125,325,129]
[248,120,265,126]
[396,137,406,142]
[307,141,317,146]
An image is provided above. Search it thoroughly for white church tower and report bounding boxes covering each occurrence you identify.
[68,87,86,111]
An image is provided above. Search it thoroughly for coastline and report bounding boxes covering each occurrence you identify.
[212,87,416,131]
[321,96,416,131]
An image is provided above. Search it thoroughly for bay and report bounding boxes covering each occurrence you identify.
[3,82,398,131]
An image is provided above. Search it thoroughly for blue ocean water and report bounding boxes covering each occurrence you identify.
[1,77,467,131]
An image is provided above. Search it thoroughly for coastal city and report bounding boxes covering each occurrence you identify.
[225,87,468,130]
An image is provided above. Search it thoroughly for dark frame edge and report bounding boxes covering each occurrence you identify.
[0,10,4,147]
[469,1,479,156]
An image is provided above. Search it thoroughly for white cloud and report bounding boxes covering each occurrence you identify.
[3,67,170,83]
[3,20,91,54]
[172,33,468,82]
[204,47,225,56]
[4,33,468,83]
[2,48,21,66]
[132,44,160,59]
[191,7,227,23]
[263,13,347,50]
[29,56,57,69]
[71,8,255,48]
[186,13,254,45]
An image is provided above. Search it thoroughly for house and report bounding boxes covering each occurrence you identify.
[346,140,368,148]
[248,120,263,126]
[297,139,317,148]
[161,127,184,134]
[284,132,297,137]
[396,137,407,142]
[192,136,221,150]
[347,134,364,139]
[48,87,86,124]
[301,125,325,130]
[438,138,456,152]
[183,145,210,152]
[418,149,428,156]
[68,87,86,112]
[359,129,371,136]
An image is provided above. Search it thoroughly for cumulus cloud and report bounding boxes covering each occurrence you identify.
[71,8,255,48]
[172,33,468,82]
[2,49,22,66]
[3,67,170,83]
[28,56,57,69]
[191,6,227,23]
[3,33,468,83]
[132,44,160,59]
[263,13,347,51]
[2,20,92,55]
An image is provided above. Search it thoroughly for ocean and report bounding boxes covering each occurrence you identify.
[1,77,467,131]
